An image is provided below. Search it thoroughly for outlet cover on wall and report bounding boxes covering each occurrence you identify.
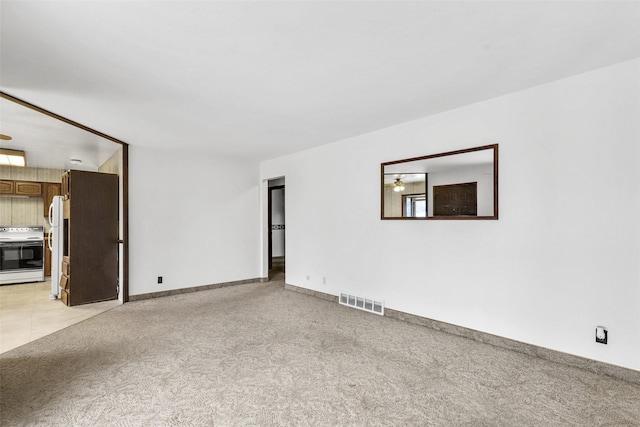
[596,326,607,344]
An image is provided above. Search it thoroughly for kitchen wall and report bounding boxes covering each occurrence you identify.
[0,166,64,228]
[98,148,122,175]
[128,145,261,296]
[260,59,640,371]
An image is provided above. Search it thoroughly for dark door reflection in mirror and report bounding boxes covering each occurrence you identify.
[381,144,498,220]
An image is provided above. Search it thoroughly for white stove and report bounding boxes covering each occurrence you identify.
[0,226,45,285]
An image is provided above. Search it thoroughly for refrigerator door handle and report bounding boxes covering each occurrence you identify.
[48,202,54,226]
[47,230,53,251]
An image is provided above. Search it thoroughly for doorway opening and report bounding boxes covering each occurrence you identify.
[0,92,129,352]
[268,179,285,281]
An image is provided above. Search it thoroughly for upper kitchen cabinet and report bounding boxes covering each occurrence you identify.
[42,182,61,216]
[14,181,42,196]
[0,180,14,194]
[61,171,70,199]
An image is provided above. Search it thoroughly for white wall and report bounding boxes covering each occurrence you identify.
[129,146,261,296]
[260,59,640,371]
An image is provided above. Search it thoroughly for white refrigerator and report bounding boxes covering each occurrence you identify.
[48,195,64,300]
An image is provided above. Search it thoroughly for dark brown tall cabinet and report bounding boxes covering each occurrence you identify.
[59,170,119,306]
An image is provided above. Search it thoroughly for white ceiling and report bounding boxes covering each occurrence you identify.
[1,1,639,168]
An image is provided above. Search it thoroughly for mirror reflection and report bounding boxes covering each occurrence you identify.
[381,144,498,220]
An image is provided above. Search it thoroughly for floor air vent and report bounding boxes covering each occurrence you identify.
[339,293,384,315]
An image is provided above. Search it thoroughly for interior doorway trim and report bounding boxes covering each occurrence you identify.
[0,91,130,302]
[268,184,285,271]
[264,177,285,281]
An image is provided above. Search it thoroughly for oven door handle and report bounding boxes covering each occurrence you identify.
[0,241,43,247]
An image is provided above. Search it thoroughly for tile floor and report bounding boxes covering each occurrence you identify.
[0,280,121,353]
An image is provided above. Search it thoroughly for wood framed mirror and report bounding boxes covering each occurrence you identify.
[381,144,498,220]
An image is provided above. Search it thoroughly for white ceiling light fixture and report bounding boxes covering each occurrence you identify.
[0,148,27,167]
[69,158,83,165]
[393,178,405,192]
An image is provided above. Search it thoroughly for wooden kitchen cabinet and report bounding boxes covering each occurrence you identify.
[0,180,14,194]
[14,181,42,196]
[42,182,62,216]
[59,170,118,306]
[61,172,70,199]
[1,179,52,198]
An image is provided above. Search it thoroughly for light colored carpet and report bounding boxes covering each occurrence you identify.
[1,277,639,426]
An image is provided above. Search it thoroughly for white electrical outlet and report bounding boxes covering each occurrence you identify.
[596,326,607,344]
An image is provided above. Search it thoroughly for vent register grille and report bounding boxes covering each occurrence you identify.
[339,292,384,315]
